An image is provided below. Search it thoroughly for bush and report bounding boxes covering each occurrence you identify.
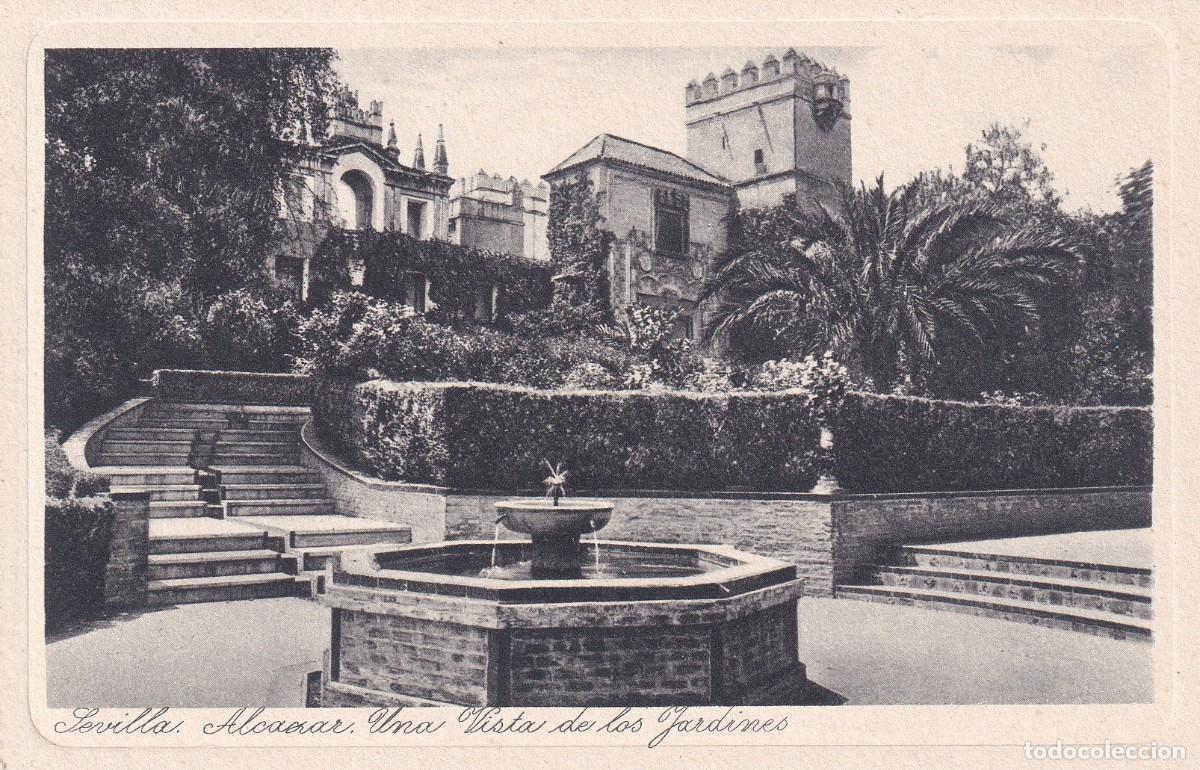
[45,497,114,627]
[833,392,1152,492]
[203,284,301,371]
[152,369,314,405]
[314,379,821,491]
[45,430,75,498]
[296,292,634,389]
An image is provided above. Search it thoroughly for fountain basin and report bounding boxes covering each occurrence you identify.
[317,540,807,707]
[495,498,614,578]
[496,498,613,536]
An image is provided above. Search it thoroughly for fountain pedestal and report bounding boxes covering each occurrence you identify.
[495,499,613,579]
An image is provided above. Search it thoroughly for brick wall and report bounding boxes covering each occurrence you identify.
[830,487,1152,587]
[105,491,149,608]
[508,625,712,706]
[335,609,492,706]
[720,601,796,695]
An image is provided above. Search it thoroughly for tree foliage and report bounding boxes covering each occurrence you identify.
[704,177,1079,391]
[44,48,340,427]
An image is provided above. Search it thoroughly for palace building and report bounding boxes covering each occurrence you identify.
[275,49,850,343]
[544,48,851,342]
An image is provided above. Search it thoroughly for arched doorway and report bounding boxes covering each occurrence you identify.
[336,169,375,230]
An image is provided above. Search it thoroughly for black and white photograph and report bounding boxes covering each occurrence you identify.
[8,5,1197,765]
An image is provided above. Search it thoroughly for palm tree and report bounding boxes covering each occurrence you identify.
[702,176,1080,390]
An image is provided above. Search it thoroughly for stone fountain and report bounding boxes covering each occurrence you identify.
[315,466,807,707]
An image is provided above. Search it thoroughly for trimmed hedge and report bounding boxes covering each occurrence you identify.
[152,369,314,405]
[45,497,114,628]
[315,380,1153,493]
[832,392,1153,492]
[314,379,821,491]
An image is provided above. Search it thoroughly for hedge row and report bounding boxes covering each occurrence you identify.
[314,379,821,491]
[832,393,1153,492]
[152,369,314,405]
[45,496,113,628]
[315,380,1153,493]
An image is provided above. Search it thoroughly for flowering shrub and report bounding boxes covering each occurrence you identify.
[204,285,301,371]
[297,292,634,388]
[747,353,851,422]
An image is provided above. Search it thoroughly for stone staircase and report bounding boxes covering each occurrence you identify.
[837,542,1152,641]
[97,401,411,607]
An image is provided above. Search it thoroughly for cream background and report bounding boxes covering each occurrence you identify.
[3,1,1198,767]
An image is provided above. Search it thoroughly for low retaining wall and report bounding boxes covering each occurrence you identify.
[62,397,153,471]
[295,424,1154,597]
[152,369,314,405]
[298,420,447,544]
[829,487,1152,586]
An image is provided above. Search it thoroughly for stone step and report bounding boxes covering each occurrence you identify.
[107,427,198,441]
[148,402,311,416]
[103,439,195,453]
[217,430,297,443]
[896,545,1152,589]
[214,440,301,454]
[225,498,336,517]
[210,452,301,466]
[221,483,327,500]
[290,528,411,549]
[147,549,296,580]
[149,530,271,555]
[233,515,412,550]
[148,500,211,519]
[869,565,1152,620]
[146,573,305,606]
[835,584,1152,641]
[144,411,309,427]
[99,467,196,486]
[98,452,193,466]
[138,418,298,431]
[210,466,321,485]
[108,484,201,502]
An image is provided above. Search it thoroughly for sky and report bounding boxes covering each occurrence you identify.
[335,45,1164,213]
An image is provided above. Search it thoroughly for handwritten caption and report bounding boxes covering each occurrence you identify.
[54,705,789,748]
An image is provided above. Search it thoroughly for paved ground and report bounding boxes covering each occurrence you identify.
[929,527,1153,569]
[46,596,1151,707]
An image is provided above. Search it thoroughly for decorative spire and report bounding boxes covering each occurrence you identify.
[433,123,449,175]
[413,132,425,170]
[387,120,397,149]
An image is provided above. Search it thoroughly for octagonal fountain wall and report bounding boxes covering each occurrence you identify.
[316,499,807,707]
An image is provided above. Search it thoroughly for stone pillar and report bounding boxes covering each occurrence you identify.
[105,490,149,608]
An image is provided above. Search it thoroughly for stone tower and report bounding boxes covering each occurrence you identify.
[685,48,851,211]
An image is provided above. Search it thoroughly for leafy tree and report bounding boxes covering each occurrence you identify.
[703,177,1079,391]
[44,48,340,427]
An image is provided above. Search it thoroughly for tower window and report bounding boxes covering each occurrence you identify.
[754,148,764,164]
[720,134,727,149]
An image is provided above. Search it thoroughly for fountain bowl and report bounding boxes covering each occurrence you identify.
[496,498,613,536]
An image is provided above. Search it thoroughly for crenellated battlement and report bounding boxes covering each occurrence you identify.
[684,48,850,105]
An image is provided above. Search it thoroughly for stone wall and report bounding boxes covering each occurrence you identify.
[105,491,149,608]
[829,487,1152,587]
[295,431,1152,600]
[445,492,836,595]
[298,421,447,544]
